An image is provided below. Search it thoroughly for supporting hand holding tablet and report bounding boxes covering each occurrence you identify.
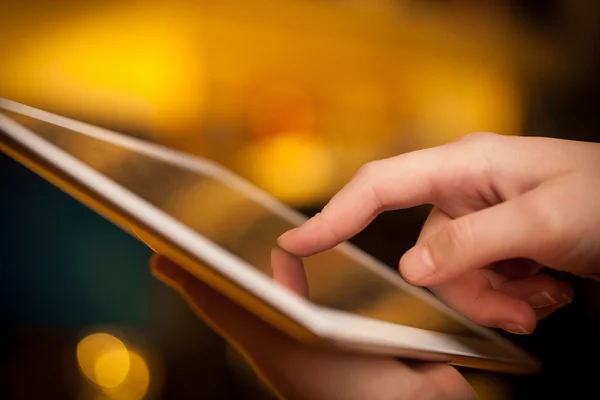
[278,132,600,334]
[150,253,476,400]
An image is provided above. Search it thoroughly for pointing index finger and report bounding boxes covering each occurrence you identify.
[277,145,470,256]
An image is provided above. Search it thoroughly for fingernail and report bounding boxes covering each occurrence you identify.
[400,245,436,283]
[561,293,573,304]
[500,323,530,335]
[527,291,557,308]
[278,228,297,242]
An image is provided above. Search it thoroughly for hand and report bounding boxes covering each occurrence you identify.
[150,253,476,400]
[278,132,600,334]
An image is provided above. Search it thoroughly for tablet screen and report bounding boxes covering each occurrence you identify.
[2,110,482,338]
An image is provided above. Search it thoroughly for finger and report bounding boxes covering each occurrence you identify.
[399,178,571,286]
[533,278,574,321]
[418,209,537,333]
[431,272,537,334]
[417,210,547,289]
[535,304,561,320]
[278,137,502,257]
[497,274,573,309]
[415,207,567,332]
[270,247,309,298]
[493,259,543,280]
[534,277,574,320]
[430,261,571,332]
[417,206,452,243]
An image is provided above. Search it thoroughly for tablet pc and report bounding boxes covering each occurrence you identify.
[0,98,539,373]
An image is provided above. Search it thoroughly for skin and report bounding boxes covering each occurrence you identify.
[151,254,476,400]
[278,132,600,334]
[152,132,600,399]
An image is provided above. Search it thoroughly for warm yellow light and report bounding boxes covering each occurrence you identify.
[102,351,151,400]
[248,83,316,138]
[0,7,204,135]
[405,63,521,147]
[77,333,151,400]
[77,333,130,388]
[94,347,131,389]
[241,131,334,205]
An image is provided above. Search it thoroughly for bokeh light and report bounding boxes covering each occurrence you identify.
[77,333,150,400]
[94,347,131,389]
[77,333,131,388]
[0,0,528,208]
[241,131,334,205]
[101,351,151,400]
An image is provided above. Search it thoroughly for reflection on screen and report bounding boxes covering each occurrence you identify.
[3,111,481,338]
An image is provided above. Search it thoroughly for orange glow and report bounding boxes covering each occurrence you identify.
[0,7,204,135]
[248,83,316,138]
[77,333,151,400]
[94,347,131,389]
[77,333,130,388]
[241,132,334,205]
[102,351,151,400]
[0,0,529,202]
[405,64,522,147]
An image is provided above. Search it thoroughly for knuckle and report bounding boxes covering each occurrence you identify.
[354,160,386,211]
[460,131,500,143]
[458,133,504,176]
[355,160,380,181]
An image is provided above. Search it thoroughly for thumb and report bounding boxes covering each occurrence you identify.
[399,181,565,286]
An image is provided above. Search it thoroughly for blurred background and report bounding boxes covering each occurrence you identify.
[1,0,599,398]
